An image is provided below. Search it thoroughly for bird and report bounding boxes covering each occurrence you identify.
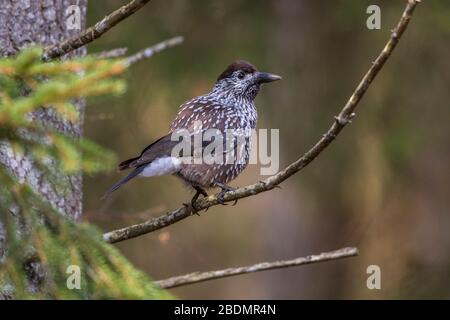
[103,60,281,209]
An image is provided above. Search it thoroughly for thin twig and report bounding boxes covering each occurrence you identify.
[92,36,183,63]
[93,47,128,59]
[43,0,152,61]
[124,36,184,67]
[103,0,421,244]
[154,247,358,289]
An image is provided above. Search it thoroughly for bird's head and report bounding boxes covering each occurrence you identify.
[213,60,281,101]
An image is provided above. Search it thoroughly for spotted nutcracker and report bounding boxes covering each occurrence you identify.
[104,60,281,207]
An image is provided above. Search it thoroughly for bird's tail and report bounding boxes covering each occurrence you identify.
[102,166,145,200]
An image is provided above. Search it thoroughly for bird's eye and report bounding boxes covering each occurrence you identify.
[237,71,245,79]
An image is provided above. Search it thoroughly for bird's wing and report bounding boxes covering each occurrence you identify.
[119,98,240,171]
[170,98,253,159]
[118,134,180,171]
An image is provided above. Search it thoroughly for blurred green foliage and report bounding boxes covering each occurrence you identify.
[0,48,171,299]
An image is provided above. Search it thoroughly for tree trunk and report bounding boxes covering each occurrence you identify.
[0,0,87,218]
[0,1,87,296]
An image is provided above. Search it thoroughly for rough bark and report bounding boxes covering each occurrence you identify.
[0,1,87,288]
[0,0,87,219]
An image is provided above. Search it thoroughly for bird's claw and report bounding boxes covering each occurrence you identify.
[191,202,202,215]
[183,202,200,215]
[186,186,209,215]
[217,191,228,205]
[216,184,238,206]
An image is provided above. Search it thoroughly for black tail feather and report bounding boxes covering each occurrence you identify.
[102,166,145,200]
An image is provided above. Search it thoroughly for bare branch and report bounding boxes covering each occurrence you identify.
[103,0,421,244]
[124,36,184,67]
[91,36,183,63]
[154,247,358,289]
[43,0,152,61]
[93,48,128,59]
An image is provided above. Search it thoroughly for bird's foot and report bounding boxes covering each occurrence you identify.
[215,183,238,206]
[183,202,201,216]
[195,186,208,198]
[186,186,209,215]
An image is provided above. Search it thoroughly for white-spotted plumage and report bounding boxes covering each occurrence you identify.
[104,60,280,198]
[169,74,258,188]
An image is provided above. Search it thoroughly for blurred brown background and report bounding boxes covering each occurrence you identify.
[84,0,450,299]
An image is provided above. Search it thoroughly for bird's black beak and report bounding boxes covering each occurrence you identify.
[256,72,282,83]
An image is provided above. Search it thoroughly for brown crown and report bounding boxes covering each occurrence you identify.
[217,60,257,81]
